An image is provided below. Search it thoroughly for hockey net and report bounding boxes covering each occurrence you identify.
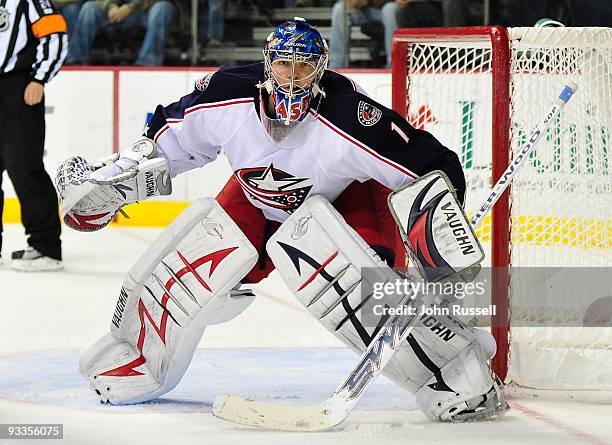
[392,26,612,396]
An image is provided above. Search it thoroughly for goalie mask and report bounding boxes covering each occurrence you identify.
[260,18,328,132]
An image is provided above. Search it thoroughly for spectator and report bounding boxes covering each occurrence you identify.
[53,0,83,38]
[396,0,443,28]
[66,0,177,65]
[200,0,225,47]
[329,0,398,68]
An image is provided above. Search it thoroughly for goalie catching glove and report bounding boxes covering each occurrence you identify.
[55,137,172,232]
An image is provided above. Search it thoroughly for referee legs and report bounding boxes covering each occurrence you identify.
[0,73,62,261]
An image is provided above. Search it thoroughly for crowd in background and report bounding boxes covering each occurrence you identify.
[54,0,612,67]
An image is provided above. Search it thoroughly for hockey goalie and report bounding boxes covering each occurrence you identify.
[55,18,508,423]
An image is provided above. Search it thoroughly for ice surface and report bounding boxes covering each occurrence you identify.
[0,224,610,444]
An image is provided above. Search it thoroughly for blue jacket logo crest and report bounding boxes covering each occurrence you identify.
[358,101,382,126]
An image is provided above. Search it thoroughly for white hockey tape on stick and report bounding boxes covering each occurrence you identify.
[471,81,577,227]
[211,82,578,431]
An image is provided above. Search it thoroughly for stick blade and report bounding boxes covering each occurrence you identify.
[212,394,334,431]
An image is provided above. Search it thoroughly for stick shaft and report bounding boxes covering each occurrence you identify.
[471,82,576,227]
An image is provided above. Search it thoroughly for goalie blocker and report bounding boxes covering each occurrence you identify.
[388,171,484,283]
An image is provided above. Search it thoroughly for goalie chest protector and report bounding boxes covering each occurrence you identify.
[145,63,464,224]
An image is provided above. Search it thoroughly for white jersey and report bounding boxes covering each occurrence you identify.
[145,63,465,222]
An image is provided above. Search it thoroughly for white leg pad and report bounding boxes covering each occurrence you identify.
[79,198,258,405]
[267,195,506,421]
[267,195,399,351]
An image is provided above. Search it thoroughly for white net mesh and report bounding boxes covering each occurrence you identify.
[397,27,612,392]
[507,27,612,391]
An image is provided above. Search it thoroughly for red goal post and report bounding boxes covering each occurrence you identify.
[392,26,513,380]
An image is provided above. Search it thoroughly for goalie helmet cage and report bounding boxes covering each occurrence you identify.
[392,26,612,395]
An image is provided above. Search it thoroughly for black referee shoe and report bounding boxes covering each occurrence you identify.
[11,247,63,272]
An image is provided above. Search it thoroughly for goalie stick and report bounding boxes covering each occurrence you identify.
[212,82,578,431]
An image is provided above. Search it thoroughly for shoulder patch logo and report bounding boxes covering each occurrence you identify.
[0,7,10,32]
[195,73,213,92]
[357,101,382,126]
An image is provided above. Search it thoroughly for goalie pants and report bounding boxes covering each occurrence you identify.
[0,73,62,260]
[216,176,404,283]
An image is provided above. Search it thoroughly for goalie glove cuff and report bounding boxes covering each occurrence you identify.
[88,138,157,184]
[121,137,157,162]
